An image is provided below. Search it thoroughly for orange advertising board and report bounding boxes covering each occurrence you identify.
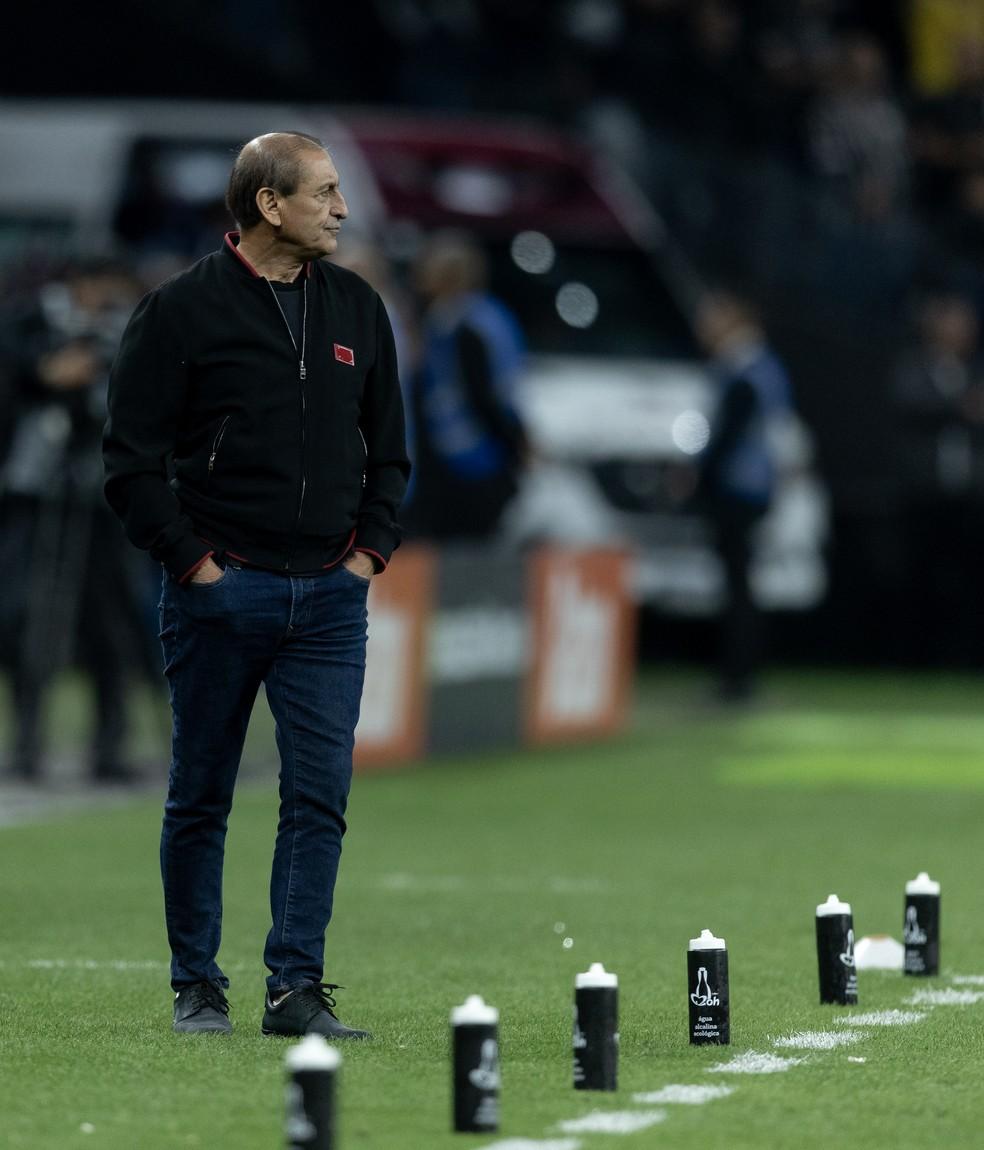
[354,545,435,769]
[355,544,636,767]
[525,548,636,745]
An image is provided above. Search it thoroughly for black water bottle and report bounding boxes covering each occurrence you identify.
[285,1035,340,1149]
[451,994,500,1133]
[904,871,941,976]
[687,928,730,1045]
[573,961,618,1090]
[816,894,858,1005]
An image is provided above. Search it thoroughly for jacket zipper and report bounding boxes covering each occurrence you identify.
[266,280,308,568]
[207,416,231,483]
[358,427,367,488]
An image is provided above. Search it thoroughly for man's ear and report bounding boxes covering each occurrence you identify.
[255,187,282,227]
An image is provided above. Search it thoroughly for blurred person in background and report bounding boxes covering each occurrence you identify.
[920,168,984,313]
[103,132,409,1038]
[378,0,484,110]
[894,292,984,665]
[912,37,984,217]
[331,237,419,498]
[808,33,910,224]
[0,257,145,783]
[683,290,794,702]
[755,0,842,75]
[330,237,417,378]
[671,0,763,156]
[407,230,529,541]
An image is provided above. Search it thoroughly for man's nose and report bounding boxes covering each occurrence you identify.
[333,194,348,219]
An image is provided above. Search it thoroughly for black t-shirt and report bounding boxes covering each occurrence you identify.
[270,276,305,353]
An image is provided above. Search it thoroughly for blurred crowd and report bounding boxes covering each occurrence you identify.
[5,0,984,777]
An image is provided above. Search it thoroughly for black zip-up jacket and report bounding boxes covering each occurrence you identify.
[103,235,410,580]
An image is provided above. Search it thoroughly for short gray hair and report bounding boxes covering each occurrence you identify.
[226,132,326,230]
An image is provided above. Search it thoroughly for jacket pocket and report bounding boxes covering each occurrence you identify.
[206,416,231,488]
[358,426,367,488]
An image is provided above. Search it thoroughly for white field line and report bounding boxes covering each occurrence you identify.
[708,1052,805,1075]
[547,877,612,894]
[833,1010,925,1026]
[378,873,468,892]
[774,1030,865,1050]
[477,1142,582,1150]
[906,987,984,1006]
[373,872,612,895]
[950,975,984,985]
[26,959,168,971]
[632,1084,735,1105]
[847,1057,867,1064]
[0,788,146,829]
[0,958,253,974]
[556,1111,666,1135]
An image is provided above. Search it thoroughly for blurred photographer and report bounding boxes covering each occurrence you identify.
[0,257,145,782]
[894,292,984,665]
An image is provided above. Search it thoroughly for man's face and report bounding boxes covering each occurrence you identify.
[277,151,348,258]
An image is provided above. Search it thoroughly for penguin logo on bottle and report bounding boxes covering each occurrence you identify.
[468,1038,501,1091]
[690,966,720,1007]
[572,1005,587,1050]
[904,906,928,945]
[840,928,856,968]
[285,1082,317,1144]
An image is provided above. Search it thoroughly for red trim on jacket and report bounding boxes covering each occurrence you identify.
[321,529,358,569]
[224,232,261,277]
[178,551,215,584]
[355,547,387,573]
[225,231,310,280]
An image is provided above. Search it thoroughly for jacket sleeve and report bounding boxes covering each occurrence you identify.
[354,295,411,569]
[102,289,212,580]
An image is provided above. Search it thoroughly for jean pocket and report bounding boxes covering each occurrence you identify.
[185,564,231,591]
[158,603,177,643]
[338,563,372,588]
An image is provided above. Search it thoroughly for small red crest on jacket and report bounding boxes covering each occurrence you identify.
[334,343,355,366]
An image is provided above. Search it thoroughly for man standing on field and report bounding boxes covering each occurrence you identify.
[103,133,409,1037]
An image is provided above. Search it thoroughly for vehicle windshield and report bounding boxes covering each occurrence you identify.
[487,239,695,359]
[349,121,698,360]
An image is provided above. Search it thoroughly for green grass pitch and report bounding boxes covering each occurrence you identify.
[2,668,984,1148]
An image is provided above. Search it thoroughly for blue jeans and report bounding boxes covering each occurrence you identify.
[158,561,369,994]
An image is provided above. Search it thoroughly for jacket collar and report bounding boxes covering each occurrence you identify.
[222,232,313,280]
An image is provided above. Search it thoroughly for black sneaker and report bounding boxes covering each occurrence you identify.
[173,981,232,1034]
[261,982,371,1040]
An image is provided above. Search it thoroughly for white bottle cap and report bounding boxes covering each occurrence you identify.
[905,871,941,896]
[285,1033,341,1072]
[688,928,726,951]
[450,994,499,1026]
[816,894,852,917]
[575,962,618,989]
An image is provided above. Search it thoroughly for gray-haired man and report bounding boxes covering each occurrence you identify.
[104,133,409,1036]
